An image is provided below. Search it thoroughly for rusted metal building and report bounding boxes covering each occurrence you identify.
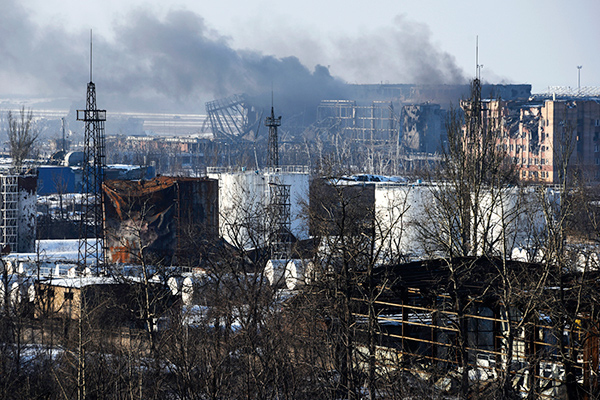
[103,176,218,266]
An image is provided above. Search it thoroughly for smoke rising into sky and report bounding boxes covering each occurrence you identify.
[0,0,469,113]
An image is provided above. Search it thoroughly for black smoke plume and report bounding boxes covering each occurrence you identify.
[0,1,467,115]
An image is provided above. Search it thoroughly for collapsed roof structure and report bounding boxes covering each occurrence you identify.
[205,94,263,141]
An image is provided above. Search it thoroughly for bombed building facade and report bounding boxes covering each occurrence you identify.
[103,176,218,266]
[499,96,600,183]
[459,89,600,184]
[350,257,600,398]
[0,173,37,253]
[402,103,445,153]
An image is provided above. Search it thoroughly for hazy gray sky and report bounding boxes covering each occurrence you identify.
[2,0,598,112]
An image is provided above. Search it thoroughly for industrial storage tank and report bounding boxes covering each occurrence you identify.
[167,276,183,296]
[10,281,23,307]
[285,259,315,290]
[181,276,194,305]
[28,284,36,303]
[264,259,289,288]
[181,272,209,305]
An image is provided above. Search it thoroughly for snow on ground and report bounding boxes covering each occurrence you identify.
[3,239,97,276]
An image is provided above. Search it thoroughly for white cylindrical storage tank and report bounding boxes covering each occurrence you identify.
[6,260,15,274]
[285,259,315,290]
[17,261,30,275]
[264,259,288,287]
[28,284,36,303]
[181,277,194,305]
[10,281,23,307]
[54,263,72,276]
[68,267,77,277]
[167,276,183,296]
[511,247,528,262]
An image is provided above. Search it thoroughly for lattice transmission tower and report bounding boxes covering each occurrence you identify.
[77,33,107,271]
[265,105,281,169]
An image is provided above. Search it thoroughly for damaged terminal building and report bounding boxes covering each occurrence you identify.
[103,176,218,267]
[106,83,534,176]
[204,83,532,173]
[497,89,600,184]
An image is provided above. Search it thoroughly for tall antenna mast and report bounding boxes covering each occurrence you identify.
[77,29,107,272]
[61,117,66,153]
[265,90,281,169]
[466,36,482,142]
[476,35,483,80]
[90,29,93,82]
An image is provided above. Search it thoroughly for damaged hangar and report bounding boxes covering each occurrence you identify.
[103,176,218,267]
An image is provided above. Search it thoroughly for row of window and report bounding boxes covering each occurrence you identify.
[521,171,550,179]
[514,158,548,165]
[502,144,547,153]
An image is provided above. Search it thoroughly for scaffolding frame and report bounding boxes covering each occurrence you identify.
[267,178,291,260]
[316,100,398,145]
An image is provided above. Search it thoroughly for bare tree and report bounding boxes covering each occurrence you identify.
[7,107,39,170]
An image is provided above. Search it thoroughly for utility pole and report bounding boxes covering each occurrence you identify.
[61,117,66,153]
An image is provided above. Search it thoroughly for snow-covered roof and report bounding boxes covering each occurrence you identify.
[40,276,120,289]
